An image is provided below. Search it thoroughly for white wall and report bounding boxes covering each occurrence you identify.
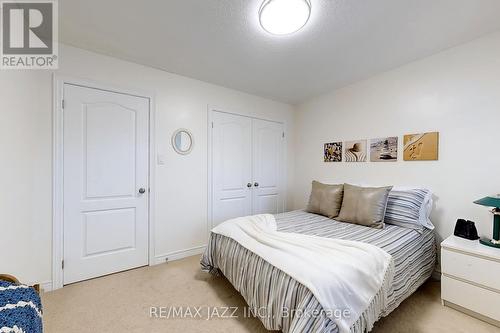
[0,45,295,286]
[4,31,500,287]
[293,31,500,251]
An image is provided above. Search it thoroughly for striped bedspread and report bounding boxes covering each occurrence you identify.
[201,210,436,333]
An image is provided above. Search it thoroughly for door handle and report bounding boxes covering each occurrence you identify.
[247,183,253,188]
[138,188,146,194]
[254,182,259,187]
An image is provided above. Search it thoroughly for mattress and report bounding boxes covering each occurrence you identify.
[201,210,436,333]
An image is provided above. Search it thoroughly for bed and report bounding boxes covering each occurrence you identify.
[201,209,436,333]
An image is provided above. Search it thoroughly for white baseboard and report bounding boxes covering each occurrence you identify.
[40,280,53,292]
[39,247,205,292]
[432,267,442,281]
[153,245,206,265]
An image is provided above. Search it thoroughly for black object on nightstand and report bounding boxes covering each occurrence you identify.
[453,219,480,240]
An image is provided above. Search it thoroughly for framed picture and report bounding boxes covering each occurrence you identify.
[345,140,367,162]
[403,132,439,161]
[370,137,398,162]
[324,142,342,162]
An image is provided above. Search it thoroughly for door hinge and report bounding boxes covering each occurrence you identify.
[61,99,65,109]
[211,122,214,128]
[282,131,285,138]
[61,260,64,270]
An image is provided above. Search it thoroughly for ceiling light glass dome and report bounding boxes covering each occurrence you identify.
[259,0,311,35]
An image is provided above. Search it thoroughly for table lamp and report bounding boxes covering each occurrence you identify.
[474,194,500,248]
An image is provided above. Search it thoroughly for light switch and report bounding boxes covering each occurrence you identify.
[157,154,166,165]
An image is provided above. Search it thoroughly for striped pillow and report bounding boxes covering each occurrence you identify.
[384,188,433,231]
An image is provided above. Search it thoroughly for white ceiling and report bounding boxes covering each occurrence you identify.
[60,0,500,104]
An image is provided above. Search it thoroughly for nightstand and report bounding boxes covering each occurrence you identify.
[441,235,500,327]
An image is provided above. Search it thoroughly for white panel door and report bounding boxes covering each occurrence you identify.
[63,84,149,284]
[252,119,284,215]
[212,112,252,226]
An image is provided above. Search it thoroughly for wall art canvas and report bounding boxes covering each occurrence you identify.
[403,132,439,161]
[324,142,342,162]
[345,140,367,162]
[370,137,398,162]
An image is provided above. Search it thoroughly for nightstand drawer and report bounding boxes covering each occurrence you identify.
[442,275,500,322]
[441,248,500,291]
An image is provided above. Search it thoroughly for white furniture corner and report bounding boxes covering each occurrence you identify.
[441,235,500,327]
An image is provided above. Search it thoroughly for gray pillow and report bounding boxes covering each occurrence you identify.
[384,188,432,231]
[337,184,393,228]
[306,181,344,218]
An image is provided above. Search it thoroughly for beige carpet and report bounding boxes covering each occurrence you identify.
[42,255,500,333]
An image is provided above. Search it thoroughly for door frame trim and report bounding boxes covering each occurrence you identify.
[52,74,156,290]
[207,106,287,234]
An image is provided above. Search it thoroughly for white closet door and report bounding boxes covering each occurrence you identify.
[252,119,285,215]
[212,112,253,226]
[63,84,149,285]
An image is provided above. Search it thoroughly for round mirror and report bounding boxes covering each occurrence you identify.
[172,129,194,155]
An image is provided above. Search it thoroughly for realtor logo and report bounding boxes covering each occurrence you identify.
[1,0,58,69]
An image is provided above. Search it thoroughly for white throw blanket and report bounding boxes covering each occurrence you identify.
[211,214,395,333]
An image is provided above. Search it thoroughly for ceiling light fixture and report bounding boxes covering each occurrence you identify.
[259,0,311,35]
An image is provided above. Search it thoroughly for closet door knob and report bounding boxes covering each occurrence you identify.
[247,183,253,188]
[254,182,259,187]
[138,188,146,194]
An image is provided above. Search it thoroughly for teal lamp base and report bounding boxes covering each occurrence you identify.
[479,238,500,248]
[479,211,500,249]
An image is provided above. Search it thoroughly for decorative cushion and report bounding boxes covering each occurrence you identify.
[0,280,43,333]
[384,188,434,230]
[306,181,344,218]
[337,184,393,228]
